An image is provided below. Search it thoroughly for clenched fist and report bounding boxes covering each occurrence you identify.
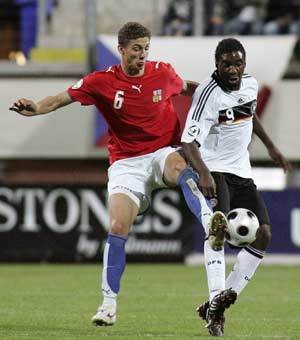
[9,98,38,116]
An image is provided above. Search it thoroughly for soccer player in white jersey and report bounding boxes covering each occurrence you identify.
[181,38,291,336]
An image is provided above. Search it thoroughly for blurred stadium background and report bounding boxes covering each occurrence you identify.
[0,0,299,264]
[1,1,300,339]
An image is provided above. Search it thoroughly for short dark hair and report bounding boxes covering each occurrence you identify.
[118,22,151,47]
[215,38,246,62]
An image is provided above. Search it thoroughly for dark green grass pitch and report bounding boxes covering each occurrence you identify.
[0,264,299,339]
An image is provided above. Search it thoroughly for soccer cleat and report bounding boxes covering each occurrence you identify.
[206,313,225,337]
[197,300,225,335]
[206,288,237,336]
[208,211,228,251]
[196,300,209,321]
[91,304,117,326]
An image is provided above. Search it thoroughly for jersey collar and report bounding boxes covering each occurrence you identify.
[118,62,149,80]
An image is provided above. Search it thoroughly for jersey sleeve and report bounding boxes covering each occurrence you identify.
[67,73,98,106]
[181,80,218,145]
[163,62,184,96]
[249,76,259,95]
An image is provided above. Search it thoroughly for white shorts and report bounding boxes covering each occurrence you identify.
[107,146,179,214]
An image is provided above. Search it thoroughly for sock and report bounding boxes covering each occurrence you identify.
[177,168,213,233]
[204,240,225,302]
[225,246,265,295]
[101,234,127,306]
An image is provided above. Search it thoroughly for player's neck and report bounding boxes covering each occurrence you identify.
[121,63,145,77]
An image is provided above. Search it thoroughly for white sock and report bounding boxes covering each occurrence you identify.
[103,296,117,308]
[204,240,225,302]
[226,246,265,295]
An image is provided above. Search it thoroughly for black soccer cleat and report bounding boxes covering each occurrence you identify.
[196,300,209,321]
[205,288,237,336]
[197,300,225,336]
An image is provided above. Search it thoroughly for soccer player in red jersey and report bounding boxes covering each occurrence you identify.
[10,22,228,327]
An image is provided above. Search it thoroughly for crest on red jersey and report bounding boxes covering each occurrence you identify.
[152,89,162,103]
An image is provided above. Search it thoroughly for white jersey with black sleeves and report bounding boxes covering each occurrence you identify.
[181,72,258,179]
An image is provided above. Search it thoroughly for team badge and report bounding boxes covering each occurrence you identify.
[152,89,162,103]
[72,78,83,89]
[187,125,200,137]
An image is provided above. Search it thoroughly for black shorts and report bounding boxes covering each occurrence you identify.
[211,172,270,226]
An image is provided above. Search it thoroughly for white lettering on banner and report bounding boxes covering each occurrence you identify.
[44,189,80,233]
[0,188,17,232]
[124,235,181,254]
[79,190,109,232]
[133,215,151,233]
[132,190,182,234]
[153,190,181,233]
[77,234,100,258]
[0,187,183,235]
[291,208,300,247]
[15,189,45,232]
[0,187,109,233]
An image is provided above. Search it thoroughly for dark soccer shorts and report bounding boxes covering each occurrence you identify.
[211,172,270,226]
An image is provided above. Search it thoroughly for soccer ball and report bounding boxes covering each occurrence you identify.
[225,208,259,247]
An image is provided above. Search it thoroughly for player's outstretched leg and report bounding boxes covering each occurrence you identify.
[225,224,269,294]
[177,168,229,335]
[92,234,127,326]
[205,288,237,337]
[203,211,227,305]
[177,168,228,245]
[208,211,228,251]
[177,168,214,228]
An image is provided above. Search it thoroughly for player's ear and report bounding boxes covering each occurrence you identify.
[118,45,125,55]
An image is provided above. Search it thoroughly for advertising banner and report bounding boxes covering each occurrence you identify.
[262,190,300,253]
[0,186,194,262]
[0,186,299,262]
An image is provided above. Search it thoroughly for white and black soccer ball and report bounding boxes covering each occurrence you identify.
[225,208,259,247]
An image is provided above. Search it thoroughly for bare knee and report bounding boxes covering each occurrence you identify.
[164,152,187,185]
[252,224,271,250]
[110,220,130,236]
[174,160,187,174]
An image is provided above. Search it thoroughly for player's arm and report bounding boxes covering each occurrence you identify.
[253,113,292,172]
[181,80,199,96]
[180,84,217,198]
[9,91,73,117]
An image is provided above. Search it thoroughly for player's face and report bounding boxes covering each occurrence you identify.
[119,37,150,76]
[216,51,245,91]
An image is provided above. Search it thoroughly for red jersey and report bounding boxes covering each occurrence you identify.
[67,61,184,164]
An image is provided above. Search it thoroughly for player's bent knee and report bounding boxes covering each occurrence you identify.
[110,220,130,236]
[164,153,187,184]
[166,160,187,185]
[174,160,187,174]
[253,224,271,250]
[261,224,271,243]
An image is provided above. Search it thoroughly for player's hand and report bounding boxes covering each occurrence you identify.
[268,145,292,173]
[9,98,38,116]
[199,170,216,198]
